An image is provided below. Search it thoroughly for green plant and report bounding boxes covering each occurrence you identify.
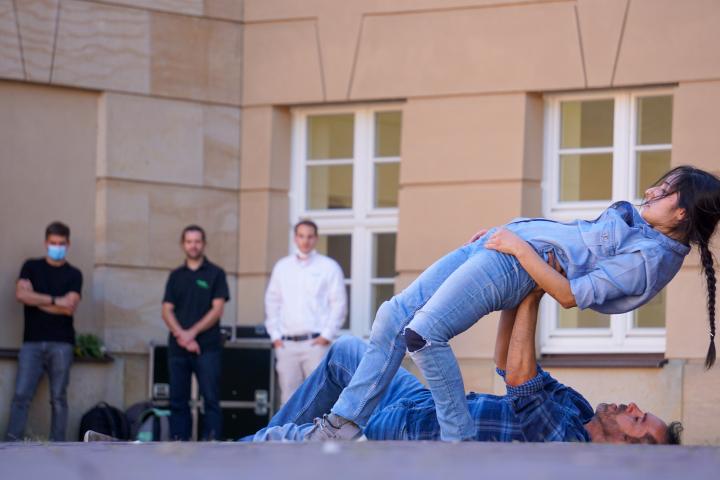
[74,333,105,359]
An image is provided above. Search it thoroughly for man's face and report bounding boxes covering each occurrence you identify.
[591,402,668,444]
[182,231,205,261]
[294,224,318,255]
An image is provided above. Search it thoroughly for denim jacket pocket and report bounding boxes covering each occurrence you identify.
[580,220,616,257]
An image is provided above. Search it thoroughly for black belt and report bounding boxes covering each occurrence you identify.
[281,333,320,342]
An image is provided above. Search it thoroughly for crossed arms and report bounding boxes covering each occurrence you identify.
[16,279,80,316]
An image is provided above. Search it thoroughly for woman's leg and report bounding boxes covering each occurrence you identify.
[405,248,535,440]
[330,245,474,428]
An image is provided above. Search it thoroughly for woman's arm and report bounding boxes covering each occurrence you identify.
[485,228,577,308]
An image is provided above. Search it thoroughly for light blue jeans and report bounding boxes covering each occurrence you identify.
[331,236,536,441]
[4,342,73,441]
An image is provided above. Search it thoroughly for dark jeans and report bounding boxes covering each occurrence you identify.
[5,342,73,441]
[168,349,222,440]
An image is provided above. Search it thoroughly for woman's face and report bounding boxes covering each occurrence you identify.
[640,179,686,237]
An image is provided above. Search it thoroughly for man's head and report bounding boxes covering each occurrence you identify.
[45,221,70,263]
[294,220,318,256]
[180,225,206,261]
[586,402,683,444]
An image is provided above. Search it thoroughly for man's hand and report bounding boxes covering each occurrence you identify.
[484,227,530,257]
[312,336,331,346]
[465,228,489,245]
[184,339,201,354]
[175,329,196,348]
[55,293,80,313]
[272,339,284,349]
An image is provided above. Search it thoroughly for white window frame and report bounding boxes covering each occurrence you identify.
[540,88,673,354]
[290,104,401,337]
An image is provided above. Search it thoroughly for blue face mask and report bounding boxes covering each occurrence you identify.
[47,245,67,261]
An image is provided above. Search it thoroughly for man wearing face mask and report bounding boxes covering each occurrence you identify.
[265,220,348,404]
[5,222,82,441]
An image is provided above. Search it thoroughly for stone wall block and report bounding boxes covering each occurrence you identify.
[53,0,151,93]
[401,95,528,184]
[243,20,324,105]
[351,3,585,99]
[614,0,720,85]
[150,12,242,105]
[15,0,59,82]
[0,0,25,80]
[101,93,205,185]
[203,104,241,189]
[682,360,720,444]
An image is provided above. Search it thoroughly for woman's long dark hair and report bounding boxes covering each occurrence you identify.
[651,166,720,368]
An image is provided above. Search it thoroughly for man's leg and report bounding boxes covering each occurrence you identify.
[274,341,305,405]
[194,349,222,441]
[46,342,73,441]
[4,343,44,441]
[249,336,429,441]
[168,353,193,441]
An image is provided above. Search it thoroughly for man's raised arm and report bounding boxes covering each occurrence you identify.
[504,289,544,387]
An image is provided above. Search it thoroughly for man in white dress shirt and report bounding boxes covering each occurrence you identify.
[265,220,348,404]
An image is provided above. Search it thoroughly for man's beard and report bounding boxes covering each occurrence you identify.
[593,404,626,440]
[185,250,204,261]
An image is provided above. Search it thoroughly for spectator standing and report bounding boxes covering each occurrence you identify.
[265,220,347,404]
[5,222,82,441]
[161,225,230,440]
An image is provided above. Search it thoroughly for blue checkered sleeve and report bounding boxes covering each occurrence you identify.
[497,364,548,397]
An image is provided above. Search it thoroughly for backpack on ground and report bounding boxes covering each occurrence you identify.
[135,408,171,441]
[78,402,131,441]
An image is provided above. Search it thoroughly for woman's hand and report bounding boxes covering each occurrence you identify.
[484,227,530,257]
[465,228,489,245]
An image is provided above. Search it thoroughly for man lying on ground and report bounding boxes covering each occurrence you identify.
[246,289,682,444]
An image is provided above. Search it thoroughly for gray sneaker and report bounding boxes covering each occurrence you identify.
[83,430,118,442]
[304,414,362,441]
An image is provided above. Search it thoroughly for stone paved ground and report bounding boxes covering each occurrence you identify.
[2,441,718,480]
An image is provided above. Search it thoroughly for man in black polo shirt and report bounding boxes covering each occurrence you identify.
[162,225,230,440]
[5,222,82,441]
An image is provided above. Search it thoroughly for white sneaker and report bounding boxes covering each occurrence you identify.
[83,430,118,442]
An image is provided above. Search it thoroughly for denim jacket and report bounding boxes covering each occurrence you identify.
[505,201,690,313]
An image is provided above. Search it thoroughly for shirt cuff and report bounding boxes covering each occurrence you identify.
[505,368,547,397]
[495,367,506,378]
[569,275,594,310]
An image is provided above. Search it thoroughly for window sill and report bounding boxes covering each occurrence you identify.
[0,348,114,364]
[540,353,667,368]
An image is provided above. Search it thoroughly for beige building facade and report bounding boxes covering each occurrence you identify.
[0,0,719,443]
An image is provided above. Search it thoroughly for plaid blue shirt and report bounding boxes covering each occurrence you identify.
[364,366,594,442]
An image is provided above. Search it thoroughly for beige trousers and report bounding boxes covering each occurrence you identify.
[274,339,330,405]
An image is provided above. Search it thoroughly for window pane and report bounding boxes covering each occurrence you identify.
[558,308,610,328]
[307,165,353,209]
[317,234,352,277]
[635,289,665,328]
[636,150,671,198]
[371,283,395,324]
[374,162,400,208]
[373,233,397,278]
[308,114,354,159]
[560,99,614,148]
[559,153,613,201]
[375,111,402,157]
[637,96,672,145]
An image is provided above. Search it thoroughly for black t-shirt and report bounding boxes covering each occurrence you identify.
[163,258,230,355]
[19,258,83,345]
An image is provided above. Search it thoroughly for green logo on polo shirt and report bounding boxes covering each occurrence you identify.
[196,279,210,289]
